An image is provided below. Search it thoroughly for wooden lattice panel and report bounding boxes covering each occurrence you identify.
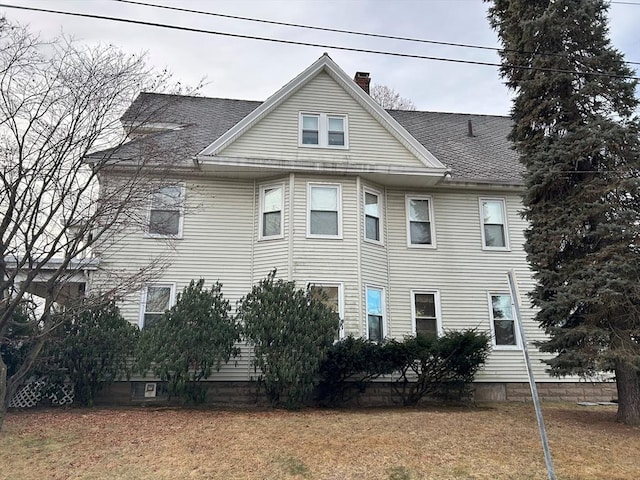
[8,378,75,408]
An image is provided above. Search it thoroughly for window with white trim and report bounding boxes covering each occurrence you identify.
[299,113,347,148]
[148,185,184,237]
[301,114,319,145]
[259,184,284,239]
[327,116,345,146]
[140,284,175,328]
[308,183,341,238]
[412,291,440,338]
[364,189,382,243]
[489,293,518,347]
[480,198,508,249]
[309,282,344,340]
[366,286,385,342]
[406,196,434,246]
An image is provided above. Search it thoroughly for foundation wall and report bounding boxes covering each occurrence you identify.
[94,381,618,407]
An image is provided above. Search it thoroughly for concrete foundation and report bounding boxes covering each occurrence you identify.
[94,380,618,407]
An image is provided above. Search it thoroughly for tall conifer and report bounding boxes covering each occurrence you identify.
[488,0,640,424]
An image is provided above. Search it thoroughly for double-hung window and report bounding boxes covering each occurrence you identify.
[489,293,518,347]
[259,184,284,239]
[364,189,382,243]
[309,282,344,340]
[412,291,440,337]
[480,198,509,249]
[301,114,319,145]
[148,184,184,237]
[366,286,385,342]
[300,113,347,148]
[406,196,435,247]
[308,183,341,238]
[140,284,175,328]
[327,116,345,146]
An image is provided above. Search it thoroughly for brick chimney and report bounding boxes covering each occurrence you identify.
[354,71,370,94]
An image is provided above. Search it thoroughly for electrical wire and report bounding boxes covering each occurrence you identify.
[112,0,640,67]
[1,3,639,81]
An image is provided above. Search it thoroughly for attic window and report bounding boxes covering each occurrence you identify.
[300,113,348,149]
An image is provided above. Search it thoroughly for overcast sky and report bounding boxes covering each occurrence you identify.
[3,0,640,116]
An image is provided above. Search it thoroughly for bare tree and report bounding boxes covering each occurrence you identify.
[370,84,416,111]
[0,21,197,427]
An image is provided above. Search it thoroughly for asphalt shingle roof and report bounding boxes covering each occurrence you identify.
[107,93,523,185]
[388,110,522,184]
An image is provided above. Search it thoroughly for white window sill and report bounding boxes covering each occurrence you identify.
[257,235,285,242]
[492,345,522,351]
[298,143,348,150]
[306,234,343,240]
[144,233,184,240]
[407,243,437,249]
[364,238,384,247]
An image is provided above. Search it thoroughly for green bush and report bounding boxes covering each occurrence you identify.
[41,300,139,407]
[0,302,38,379]
[318,330,491,407]
[237,270,339,409]
[389,330,491,405]
[317,336,397,406]
[136,279,240,404]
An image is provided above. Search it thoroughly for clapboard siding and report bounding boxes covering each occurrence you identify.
[220,72,426,169]
[384,187,552,381]
[253,176,290,281]
[97,176,257,380]
[98,172,561,383]
[290,174,361,335]
[359,180,390,337]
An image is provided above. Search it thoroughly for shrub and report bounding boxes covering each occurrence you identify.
[318,330,491,407]
[317,336,397,406]
[237,270,339,409]
[136,279,240,404]
[1,302,38,379]
[389,330,491,405]
[42,300,139,407]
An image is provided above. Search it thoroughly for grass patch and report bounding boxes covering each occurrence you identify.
[387,465,412,480]
[0,403,638,479]
[275,454,310,477]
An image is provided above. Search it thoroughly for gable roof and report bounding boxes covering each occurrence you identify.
[197,54,447,173]
[99,60,523,186]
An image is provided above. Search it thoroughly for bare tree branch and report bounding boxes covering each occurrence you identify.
[0,21,202,424]
[370,84,416,111]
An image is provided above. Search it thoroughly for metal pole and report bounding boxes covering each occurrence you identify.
[507,269,556,480]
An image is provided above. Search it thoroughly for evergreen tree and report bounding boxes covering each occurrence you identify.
[487,0,640,424]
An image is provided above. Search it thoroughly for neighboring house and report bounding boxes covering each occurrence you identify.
[94,54,614,402]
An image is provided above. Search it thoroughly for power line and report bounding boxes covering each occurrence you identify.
[1,3,639,81]
[113,0,640,67]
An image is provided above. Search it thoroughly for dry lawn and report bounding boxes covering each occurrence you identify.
[0,403,638,480]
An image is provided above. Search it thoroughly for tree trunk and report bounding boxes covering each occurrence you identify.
[614,359,640,425]
[4,334,47,412]
[0,354,7,431]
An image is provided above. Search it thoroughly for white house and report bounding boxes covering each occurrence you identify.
[93,54,615,403]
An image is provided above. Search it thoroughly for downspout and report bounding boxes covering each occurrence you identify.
[288,173,295,281]
[356,176,363,336]
[384,185,391,338]
[250,179,256,284]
